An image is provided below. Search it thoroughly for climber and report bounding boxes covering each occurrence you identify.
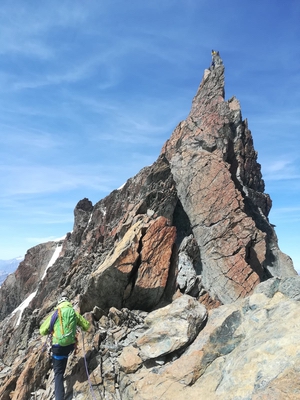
[210,49,223,69]
[40,295,90,400]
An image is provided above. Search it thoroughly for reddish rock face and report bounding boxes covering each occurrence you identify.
[139,216,176,289]
[161,64,295,303]
[79,216,176,313]
[124,216,177,310]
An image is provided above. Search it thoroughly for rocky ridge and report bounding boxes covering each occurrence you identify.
[0,52,297,399]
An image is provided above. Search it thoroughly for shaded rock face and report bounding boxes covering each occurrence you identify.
[0,52,298,399]
[71,197,94,246]
[0,241,58,321]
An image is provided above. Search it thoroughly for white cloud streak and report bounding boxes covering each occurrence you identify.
[262,156,300,182]
[0,164,114,196]
[0,3,90,58]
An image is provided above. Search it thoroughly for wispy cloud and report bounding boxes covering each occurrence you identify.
[271,206,300,219]
[11,55,106,90]
[0,163,116,196]
[0,3,90,59]
[0,125,60,150]
[272,206,300,215]
[6,34,140,92]
[262,156,300,181]
[67,91,188,146]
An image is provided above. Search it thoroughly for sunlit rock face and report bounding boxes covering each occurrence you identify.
[0,52,297,400]
[161,61,296,303]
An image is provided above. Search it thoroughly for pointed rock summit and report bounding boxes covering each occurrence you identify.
[162,53,295,303]
[0,51,297,400]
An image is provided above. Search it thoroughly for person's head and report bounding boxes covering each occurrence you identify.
[57,294,69,305]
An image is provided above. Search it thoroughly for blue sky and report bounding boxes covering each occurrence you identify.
[0,1,299,272]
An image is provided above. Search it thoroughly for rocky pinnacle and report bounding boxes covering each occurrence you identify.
[161,56,296,303]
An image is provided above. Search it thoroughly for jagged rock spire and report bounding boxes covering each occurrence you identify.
[161,52,296,303]
[190,59,225,118]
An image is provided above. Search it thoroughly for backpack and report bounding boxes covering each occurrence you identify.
[51,306,77,346]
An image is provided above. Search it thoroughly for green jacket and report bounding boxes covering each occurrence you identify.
[40,301,90,346]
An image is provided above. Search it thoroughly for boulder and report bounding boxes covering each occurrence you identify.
[136,294,207,360]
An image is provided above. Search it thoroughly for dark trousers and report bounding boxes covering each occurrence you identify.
[52,344,74,400]
[53,356,68,400]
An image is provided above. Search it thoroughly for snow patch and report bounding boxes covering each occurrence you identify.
[41,244,63,280]
[100,206,106,216]
[12,291,37,327]
[87,213,93,227]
